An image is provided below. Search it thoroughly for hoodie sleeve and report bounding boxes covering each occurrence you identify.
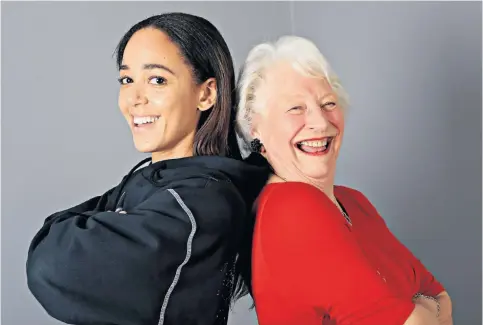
[26,178,245,325]
[40,186,116,225]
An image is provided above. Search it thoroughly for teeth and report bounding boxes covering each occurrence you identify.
[133,116,159,125]
[299,139,329,147]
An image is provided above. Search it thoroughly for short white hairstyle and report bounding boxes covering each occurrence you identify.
[235,36,349,153]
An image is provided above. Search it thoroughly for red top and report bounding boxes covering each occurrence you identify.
[252,182,444,325]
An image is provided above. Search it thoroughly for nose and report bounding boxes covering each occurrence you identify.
[305,105,329,130]
[127,84,148,107]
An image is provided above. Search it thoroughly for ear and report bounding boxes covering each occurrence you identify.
[251,129,262,141]
[250,112,262,140]
[197,78,217,112]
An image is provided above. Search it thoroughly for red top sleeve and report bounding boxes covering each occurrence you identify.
[256,182,415,325]
[413,258,445,296]
[348,188,445,297]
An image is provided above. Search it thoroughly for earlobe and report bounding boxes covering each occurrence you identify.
[250,138,263,153]
[198,78,217,111]
[250,128,266,154]
[251,128,261,141]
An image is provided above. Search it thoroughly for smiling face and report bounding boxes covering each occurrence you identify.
[118,28,215,161]
[252,61,345,187]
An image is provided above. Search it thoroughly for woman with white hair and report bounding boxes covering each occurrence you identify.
[235,36,453,325]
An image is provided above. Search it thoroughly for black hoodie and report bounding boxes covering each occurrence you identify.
[26,154,269,325]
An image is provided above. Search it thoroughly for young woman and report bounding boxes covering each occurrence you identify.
[26,13,269,325]
[236,36,453,325]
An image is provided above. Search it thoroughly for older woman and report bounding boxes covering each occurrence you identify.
[235,36,453,325]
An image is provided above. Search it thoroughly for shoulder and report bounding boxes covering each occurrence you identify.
[203,178,246,209]
[336,185,376,209]
[335,185,386,224]
[254,183,355,257]
[157,176,245,208]
[257,182,342,226]
[334,185,370,204]
[257,182,327,218]
[172,177,247,219]
[260,182,325,204]
[139,177,246,234]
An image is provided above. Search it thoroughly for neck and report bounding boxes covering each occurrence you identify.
[270,172,338,205]
[271,172,336,195]
[311,180,336,202]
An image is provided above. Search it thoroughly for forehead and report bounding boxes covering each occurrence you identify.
[122,28,181,66]
[261,61,334,103]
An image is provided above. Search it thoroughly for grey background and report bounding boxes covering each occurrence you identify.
[2,2,481,325]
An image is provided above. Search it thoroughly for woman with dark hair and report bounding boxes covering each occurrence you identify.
[26,12,268,325]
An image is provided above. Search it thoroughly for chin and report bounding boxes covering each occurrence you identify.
[135,147,155,154]
[133,140,161,154]
[303,165,334,180]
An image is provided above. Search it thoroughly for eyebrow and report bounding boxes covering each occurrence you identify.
[318,93,337,101]
[119,63,175,76]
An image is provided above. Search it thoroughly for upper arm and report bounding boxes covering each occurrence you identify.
[256,183,415,323]
[27,180,244,325]
[411,257,445,296]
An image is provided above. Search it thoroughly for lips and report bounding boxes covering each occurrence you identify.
[133,116,160,127]
[295,137,334,155]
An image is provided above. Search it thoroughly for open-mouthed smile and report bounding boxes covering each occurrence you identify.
[132,115,160,130]
[295,137,334,156]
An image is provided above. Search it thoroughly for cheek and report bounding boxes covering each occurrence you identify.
[147,88,169,108]
[148,87,195,116]
[330,109,345,134]
[118,90,128,115]
[263,116,304,148]
[329,110,345,154]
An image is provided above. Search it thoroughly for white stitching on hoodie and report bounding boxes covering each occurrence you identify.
[158,189,198,325]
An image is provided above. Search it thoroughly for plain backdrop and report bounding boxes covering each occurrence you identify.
[2,2,481,325]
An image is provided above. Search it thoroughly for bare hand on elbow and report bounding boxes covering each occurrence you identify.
[404,304,440,325]
[414,297,439,319]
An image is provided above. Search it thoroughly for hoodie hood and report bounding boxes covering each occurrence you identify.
[137,153,270,207]
[107,154,270,213]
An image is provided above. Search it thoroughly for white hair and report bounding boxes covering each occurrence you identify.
[235,36,349,154]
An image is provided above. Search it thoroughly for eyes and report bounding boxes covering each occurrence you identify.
[323,102,337,110]
[117,76,167,86]
[118,76,132,85]
[148,77,167,85]
[287,101,337,114]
